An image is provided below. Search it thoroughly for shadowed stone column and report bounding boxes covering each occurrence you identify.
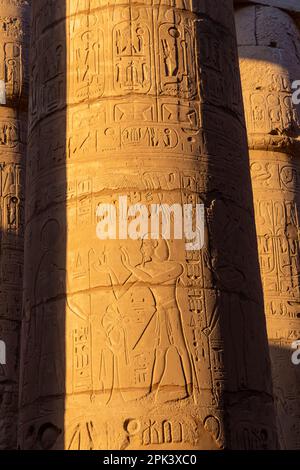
[0,0,30,450]
[19,0,277,450]
[235,4,300,449]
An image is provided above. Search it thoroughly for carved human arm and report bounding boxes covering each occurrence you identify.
[124,263,183,284]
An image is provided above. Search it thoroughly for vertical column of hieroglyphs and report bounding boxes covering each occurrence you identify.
[235,5,300,449]
[0,0,29,449]
[19,0,277,450]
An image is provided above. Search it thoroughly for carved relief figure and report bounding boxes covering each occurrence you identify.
[95,238,192,403]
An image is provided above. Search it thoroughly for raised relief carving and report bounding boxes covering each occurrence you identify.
[0,42,22,102]
[158,18,196,98]
[113,19,151,94]
[71,12,105,102]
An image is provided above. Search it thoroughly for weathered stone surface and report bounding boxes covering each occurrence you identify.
[18,0,277,450]
[234,0,300,14]
[0,0,29,450]
[236,4,300,449]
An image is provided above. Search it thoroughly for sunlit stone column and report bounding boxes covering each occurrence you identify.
[19,0,277,450]
[235,3,300,449]
[0,0,30,449]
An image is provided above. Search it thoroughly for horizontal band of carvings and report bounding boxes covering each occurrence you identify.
[247,132,300,154]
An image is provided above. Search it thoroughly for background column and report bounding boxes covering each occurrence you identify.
[235,3,300,449]
[0,0,30,450]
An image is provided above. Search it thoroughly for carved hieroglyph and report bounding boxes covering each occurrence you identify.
[19,0,277,450]
[235,5,300,449]
[0,0,29,450]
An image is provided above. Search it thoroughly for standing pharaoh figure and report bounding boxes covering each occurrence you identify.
[0,0,30,450]
[19,0,277,450]
[235,1,300,449]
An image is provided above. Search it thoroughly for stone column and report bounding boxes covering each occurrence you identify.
[19,0,277,450]
[235,4,300,449]
[0,0,30,450]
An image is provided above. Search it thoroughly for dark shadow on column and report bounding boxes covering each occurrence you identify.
[194,1,278,449]
[269,344,300,449]
[18,0,67,450]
